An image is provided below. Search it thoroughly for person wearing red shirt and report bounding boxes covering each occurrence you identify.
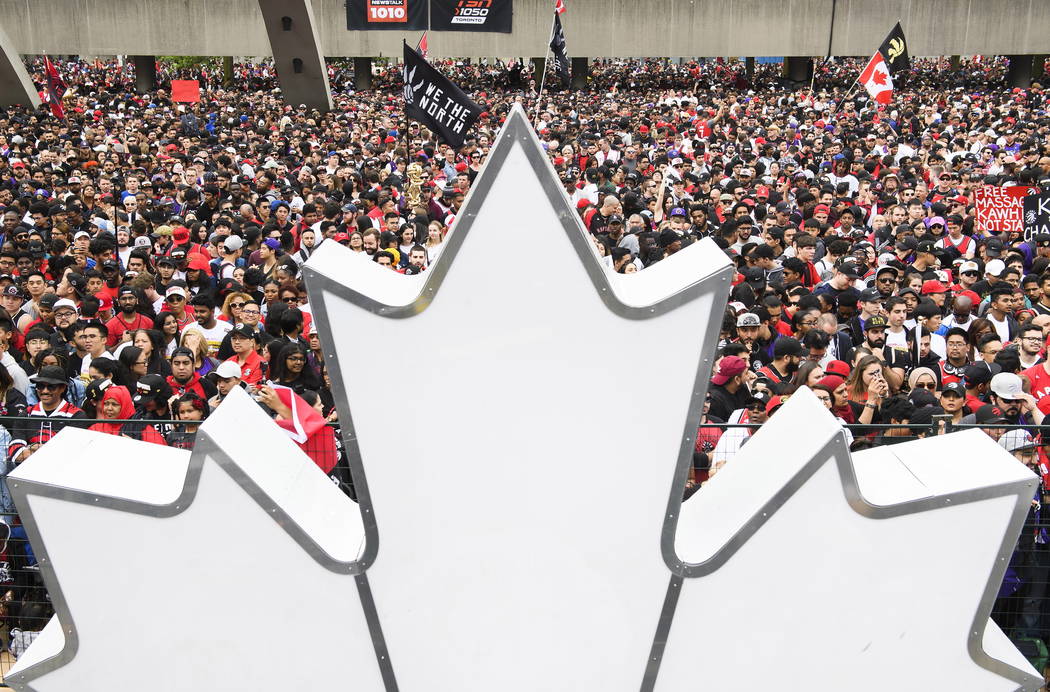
[106,287,154,347]
[1023,357,1050,401]
[225,323,265,387]
[161,284,195,330]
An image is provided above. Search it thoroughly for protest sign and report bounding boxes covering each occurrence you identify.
[974,186,1038,235]
[1023,193,1050,242]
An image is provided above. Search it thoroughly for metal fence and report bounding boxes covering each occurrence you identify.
[0,419,1046,685]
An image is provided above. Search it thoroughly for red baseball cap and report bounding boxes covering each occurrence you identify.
[921,280,948,295]
[711,356,747,386]
[824,360,851,379]
[814,204,830,215]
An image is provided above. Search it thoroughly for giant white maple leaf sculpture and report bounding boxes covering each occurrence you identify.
[5,105,1043,692]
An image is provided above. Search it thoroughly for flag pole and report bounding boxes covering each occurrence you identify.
[830,74,860,115]
[533,10,558,129]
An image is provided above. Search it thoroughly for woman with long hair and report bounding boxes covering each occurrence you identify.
[424,222,445,264]
[131,328,173,377]
[268,342,321,394]
[117,346,149,386]
[790,361,825,389]
[844,355,891,424]
[219,292,253,323]
[967,318,995,361]
[180,328,219,377]
[153,312,181,357]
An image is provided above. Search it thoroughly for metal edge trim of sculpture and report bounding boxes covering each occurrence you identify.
[5,430,400,691]
[658,432,1042,692]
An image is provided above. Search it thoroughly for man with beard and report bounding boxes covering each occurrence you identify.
[707,355,751,422]
[105,287,153,347]
[733,312,762,363]
[756,337,802,385]
[849,315,910,389]
[988,372,1044,429]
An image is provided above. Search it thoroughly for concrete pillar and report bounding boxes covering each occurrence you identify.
[0,23,39,107]
[223,56,234,87]
[532,57,546,81]
[353,57,372,91]
[745,56,755,83]
[949,55,961,71]
[132,55,156,94]
[1007,55,1034,88]
[1032,55,1048,83]
[257,0,333,111]
[570,57,587,90]
[783,56,811,82]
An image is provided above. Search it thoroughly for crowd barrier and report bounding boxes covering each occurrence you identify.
[0,418,1045,685]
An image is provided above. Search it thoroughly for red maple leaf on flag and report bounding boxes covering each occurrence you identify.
[872,70,887,86]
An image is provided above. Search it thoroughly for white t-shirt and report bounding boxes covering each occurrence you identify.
[987,314,1011,343]
[185,321,233,356]
[885,327,908,349]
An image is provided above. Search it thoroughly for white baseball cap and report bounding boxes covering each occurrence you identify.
[990,372,1025,401]
[215,360,242,379]
[998,429,1037,453]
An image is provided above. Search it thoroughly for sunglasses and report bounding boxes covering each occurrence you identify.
[913,382,937,390]
[36,382,63,391]
[165,295,185,302]
[229,302,246,309]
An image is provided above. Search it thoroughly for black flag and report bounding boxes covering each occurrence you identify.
[549,13,570,86]
[402,42,482,150]
[877,22,910,75]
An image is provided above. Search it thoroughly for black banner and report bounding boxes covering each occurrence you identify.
[877,22,910,75]
[1024,193,1050,242]
[549,14,569,87]
[430,0,513,33]
[403,42,482,150]
[347,0,427,30]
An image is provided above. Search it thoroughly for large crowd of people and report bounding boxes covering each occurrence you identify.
[0,52,1046,664]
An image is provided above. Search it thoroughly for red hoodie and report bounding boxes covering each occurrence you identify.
[89,385,166,445]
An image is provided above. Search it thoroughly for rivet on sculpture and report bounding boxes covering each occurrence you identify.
[4,105,1042,692]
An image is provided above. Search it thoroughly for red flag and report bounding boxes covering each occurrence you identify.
[859,50,893,105]
[271,386,340,474]
[417,31,428,59]
[555,0,566,14]
[44,57,67,120]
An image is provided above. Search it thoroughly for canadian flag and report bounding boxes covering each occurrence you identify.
[859,50,893,105]
[555,0,566,14]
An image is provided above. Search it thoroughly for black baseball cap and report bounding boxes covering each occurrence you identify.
[941,381,966,398]
[974,404,1008,425]
[964,363,1001,387]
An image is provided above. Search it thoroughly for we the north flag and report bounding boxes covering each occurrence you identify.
[859,51,893,105]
